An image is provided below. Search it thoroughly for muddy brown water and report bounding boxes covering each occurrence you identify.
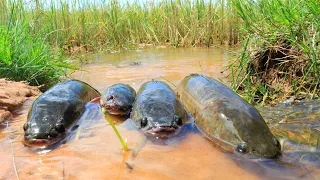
[1,48,319,179]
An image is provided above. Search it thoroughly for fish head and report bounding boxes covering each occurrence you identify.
[233,113,282,158]
[235,136,281,159]
[23,110,66,147]
[101,85,135,115]
[131,82,184,138]
[134,114,183,138]
[217,100,282,158]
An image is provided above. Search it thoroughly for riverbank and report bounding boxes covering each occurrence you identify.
[228,0,320,105]
[0,79,40,123]
[0,0,319,105]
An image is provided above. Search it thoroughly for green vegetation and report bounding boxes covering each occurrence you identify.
[0,1,70,87]
[0,23,65,86]
[229,0,319,105]
[102,108,129,151]
[6,0,238,50]
[1,0,238,87]
[0,0,318,104]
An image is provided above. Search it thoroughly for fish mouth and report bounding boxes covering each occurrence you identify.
[102,104,130,116]
[144,126,178,138]
[23,138,51,147]
[23,135,64,148]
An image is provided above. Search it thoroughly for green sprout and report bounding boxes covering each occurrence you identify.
[102,108,129,151]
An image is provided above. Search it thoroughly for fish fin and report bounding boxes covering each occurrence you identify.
[71,125,79,131]
[90,97,101,103]
[74,126,81,140]
[132,136,148,159]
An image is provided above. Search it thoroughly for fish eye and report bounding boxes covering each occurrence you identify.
[236,143,248,154]
[174,115,182,125]
[24,129,30,136]
[141,117,148,128]
[50,128,59,137]
[55,123,65,133]
[274,137,280,147]
[107,95,114,101]
[23,123,29,131]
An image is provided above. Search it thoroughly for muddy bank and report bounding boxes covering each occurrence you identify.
[0,79,40,123]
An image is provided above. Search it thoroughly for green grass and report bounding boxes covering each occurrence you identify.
[0,21,67,87]
[229,0,320,105]
[0,0,318,104]
[1,0,240,87]
[3,0,239,50]
[0,1,72,87]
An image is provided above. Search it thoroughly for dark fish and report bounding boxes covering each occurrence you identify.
[130,80,187,138]
[23,79,100,147]
[100,84,136,116]
[176,74,281,158]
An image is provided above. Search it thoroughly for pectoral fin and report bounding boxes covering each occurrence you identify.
[90,97,101,103]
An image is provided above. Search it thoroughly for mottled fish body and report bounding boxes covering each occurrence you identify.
[23,79,100,147]
[176,74,281,158]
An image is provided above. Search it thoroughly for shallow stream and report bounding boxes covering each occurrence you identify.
[1,47,319,179]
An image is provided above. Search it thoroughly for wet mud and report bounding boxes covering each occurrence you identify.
[0,79,40,123]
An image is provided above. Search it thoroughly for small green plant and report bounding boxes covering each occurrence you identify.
[101,108,129,151]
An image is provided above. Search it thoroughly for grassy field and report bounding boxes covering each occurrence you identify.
[0,0,319,104]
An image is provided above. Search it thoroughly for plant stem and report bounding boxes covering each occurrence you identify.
[101,108,129,151]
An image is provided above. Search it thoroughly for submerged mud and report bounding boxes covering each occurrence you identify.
[0,79,40,123]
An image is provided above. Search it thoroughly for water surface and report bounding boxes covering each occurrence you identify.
[69,47,230,91]
[1,47,319,179]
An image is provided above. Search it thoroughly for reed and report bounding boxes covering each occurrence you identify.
[1,0,318,105]
[3,0,239,51]
[1,0,240,86]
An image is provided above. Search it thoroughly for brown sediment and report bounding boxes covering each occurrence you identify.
[0,79,40,123]
[0,109,11,123]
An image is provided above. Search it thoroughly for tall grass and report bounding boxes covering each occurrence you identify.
[1,0,318,104]
[0,0,241,86]
[0,1,71,87]
[229,0,320,105]
[2,0,240,52]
